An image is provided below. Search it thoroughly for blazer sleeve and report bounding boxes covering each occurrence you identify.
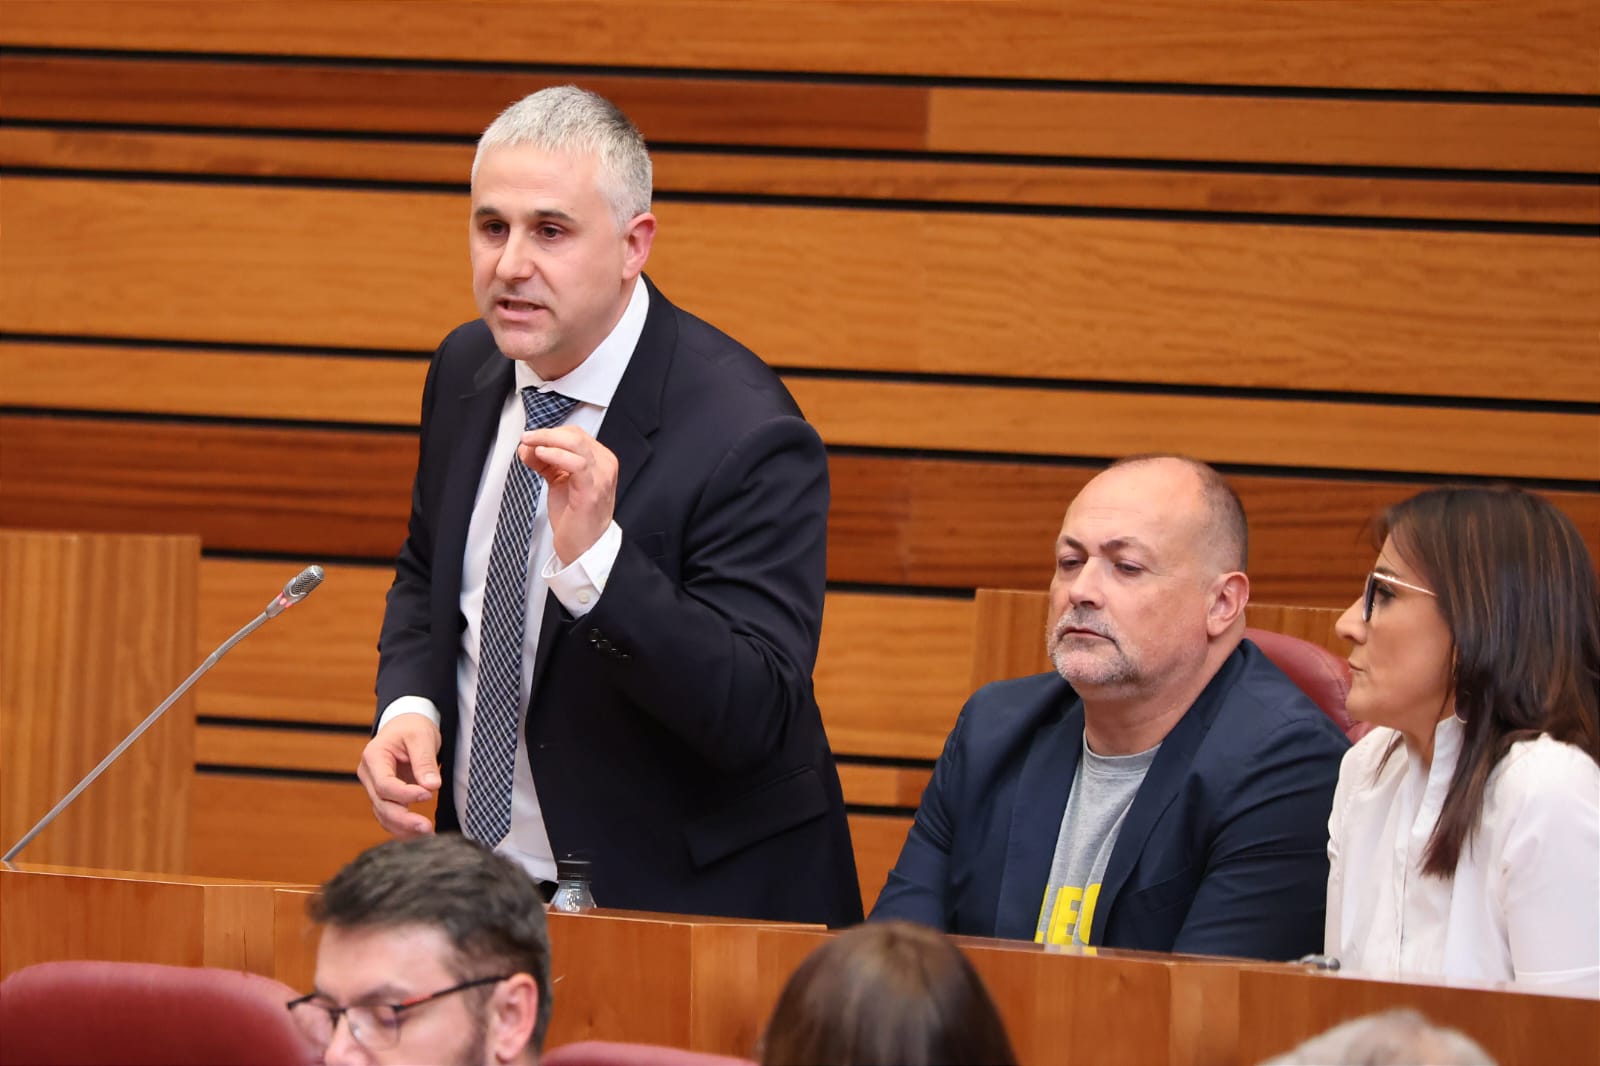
[868,699,975,930]
[571,414,830,773]
[373,343,448,727]
[1172,714,1346,961]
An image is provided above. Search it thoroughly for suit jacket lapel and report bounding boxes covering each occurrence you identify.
[1090,647,1244,944]
[596,275,670,501]
[994,701,1083,940]
[434,351,514,629]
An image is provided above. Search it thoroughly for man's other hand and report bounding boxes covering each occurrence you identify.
[357,715,442,837]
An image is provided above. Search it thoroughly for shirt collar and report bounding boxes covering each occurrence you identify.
[513,275,649,409]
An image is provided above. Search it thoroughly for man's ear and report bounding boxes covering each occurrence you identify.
[1206,571,1250,638]
[621,212,656,279]
[487,973,540,1064]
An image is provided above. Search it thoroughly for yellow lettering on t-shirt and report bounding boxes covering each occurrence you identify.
[1079,882,1102,942]
[1035,882,1103,947]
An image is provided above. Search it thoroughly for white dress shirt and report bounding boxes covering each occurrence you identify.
[1326,715,1600,997]
[380,278,649,882]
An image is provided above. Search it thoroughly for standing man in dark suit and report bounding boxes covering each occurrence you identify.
[358,86,860,926]
[871,455,1347,959]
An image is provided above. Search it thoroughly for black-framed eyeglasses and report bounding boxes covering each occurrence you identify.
[1362,570,1436,622]
[286,975,509,1051]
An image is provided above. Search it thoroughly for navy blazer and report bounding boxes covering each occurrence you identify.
[376,278,861,926]
[871,641,1348,960]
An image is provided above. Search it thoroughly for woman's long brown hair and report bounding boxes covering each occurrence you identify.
[1378,485,1600,877]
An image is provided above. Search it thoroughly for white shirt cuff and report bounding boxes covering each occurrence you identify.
[545,520,622,616]
[378,695,442,731]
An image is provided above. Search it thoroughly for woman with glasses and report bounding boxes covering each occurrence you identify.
[1324,485,1600,996]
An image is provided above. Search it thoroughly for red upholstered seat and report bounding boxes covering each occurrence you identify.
[545,1040,757,1066]
[0,960,318,1066]
[1246,627,1369,743]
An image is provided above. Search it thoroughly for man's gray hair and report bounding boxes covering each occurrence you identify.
[472,85,653,229]
[1261,1008,1495,1066]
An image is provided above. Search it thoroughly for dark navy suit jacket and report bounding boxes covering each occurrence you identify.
[871,641,1347,959]
[375,278,861,926]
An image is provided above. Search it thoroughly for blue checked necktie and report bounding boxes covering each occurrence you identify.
[464,386,580,846]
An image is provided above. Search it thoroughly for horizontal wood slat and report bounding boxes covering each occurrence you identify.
[194,557,972,758]
[817,453,1600,600]
[851,812,914,914]
[967,589,1349,689]
[7,415,1597,603]
[1,1,1592,93]
[5,55,1594,172]
[187,769,912,915]
[7,342,1591,480]
[835,765,933,810]
[191,724,933,809]
[791,379,1596,482]
[0,415,416,560]
[195,724,363,777]
[5,128,1595,226]
[187,773,394,884]
[815,594,971,760]
[4,178,1595,403]
[0,343,430,426]
[197,560,391,727]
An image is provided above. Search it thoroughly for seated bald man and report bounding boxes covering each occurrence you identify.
[871,455,1348,960]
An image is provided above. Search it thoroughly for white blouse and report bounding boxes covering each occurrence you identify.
[1326,716,1600,998]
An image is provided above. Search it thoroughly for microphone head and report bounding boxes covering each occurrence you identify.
[265,565,326,618]
[285,564,326,600]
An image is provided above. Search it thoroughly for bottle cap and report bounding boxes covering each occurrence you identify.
[556,857,592,882]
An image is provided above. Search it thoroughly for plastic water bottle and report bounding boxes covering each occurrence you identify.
[548,857,597,913]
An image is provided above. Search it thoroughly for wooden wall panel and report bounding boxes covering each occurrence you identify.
[0,416,415,561]
[850,813,915,915]
[7,54,1594,172]
[967,589,1349,690]
[7,415,1597,604]
[1,0,1592,93]
[0,342,427,426]
[197,560,391,727]
[193,557,974,755]
[188,773,389,884]
[4,179,1595,402]
[923,89,1598,172]
[0,530,197,871]
[6,129,1592,226]
[0,56,931,152]
[8,342,1592,481]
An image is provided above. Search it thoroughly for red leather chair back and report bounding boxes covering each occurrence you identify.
[1246,627,1369,743]
[545,1041,757,1066]
[0,960,318,1066]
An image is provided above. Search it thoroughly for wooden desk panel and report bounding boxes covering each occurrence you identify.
[0,865,297,979]
[1236,965,1600,1065]
[4,868,1595,1064]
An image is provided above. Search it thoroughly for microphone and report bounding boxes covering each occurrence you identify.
[1,565,327,864]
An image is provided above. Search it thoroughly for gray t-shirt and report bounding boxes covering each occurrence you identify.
[1034,735,1160,947]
